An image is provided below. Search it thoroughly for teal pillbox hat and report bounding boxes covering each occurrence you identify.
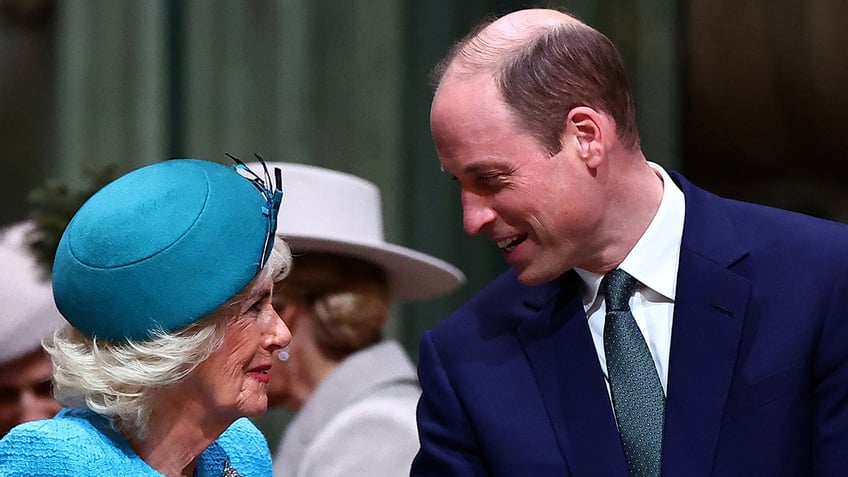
[52,158,280,341]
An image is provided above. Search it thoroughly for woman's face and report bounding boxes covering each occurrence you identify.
[180,276,291,421]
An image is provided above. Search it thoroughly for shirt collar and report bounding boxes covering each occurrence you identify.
[574,162,685,307]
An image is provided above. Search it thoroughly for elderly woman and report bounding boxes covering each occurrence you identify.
[0,158,292,477]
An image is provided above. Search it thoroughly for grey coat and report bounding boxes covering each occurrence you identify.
[273,340,421,477]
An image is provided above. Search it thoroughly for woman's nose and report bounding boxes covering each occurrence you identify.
[264,306,292,351]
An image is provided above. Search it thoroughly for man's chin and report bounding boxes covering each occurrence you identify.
[514,267,558,286]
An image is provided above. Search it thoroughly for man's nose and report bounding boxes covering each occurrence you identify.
[461,190,496,236]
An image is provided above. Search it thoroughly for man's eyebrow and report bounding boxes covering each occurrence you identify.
[440,158,512,178]
[455,160,510,174]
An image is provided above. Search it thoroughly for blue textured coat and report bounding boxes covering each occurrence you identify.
[0,408,272,476]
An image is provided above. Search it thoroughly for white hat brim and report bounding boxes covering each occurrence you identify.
[0,222,66,363]
[282,233,465,302]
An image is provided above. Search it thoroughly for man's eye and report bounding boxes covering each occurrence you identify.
[476,173,506,190]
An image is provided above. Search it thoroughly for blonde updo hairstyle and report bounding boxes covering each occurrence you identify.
[276,253,389,361]
[44,240,292,439]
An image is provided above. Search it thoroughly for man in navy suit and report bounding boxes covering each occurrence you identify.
[412,7,848,476]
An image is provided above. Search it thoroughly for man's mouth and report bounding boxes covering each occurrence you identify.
[496,234,527,254]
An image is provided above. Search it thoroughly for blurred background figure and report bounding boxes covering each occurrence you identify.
[0,220,64,437]
[248,162,465,477]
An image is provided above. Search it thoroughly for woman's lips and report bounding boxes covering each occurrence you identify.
[248,365,271,383]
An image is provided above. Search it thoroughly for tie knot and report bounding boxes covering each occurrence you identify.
[602,269,637,311]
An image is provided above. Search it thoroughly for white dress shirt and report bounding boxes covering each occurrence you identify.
[574,162,685,395]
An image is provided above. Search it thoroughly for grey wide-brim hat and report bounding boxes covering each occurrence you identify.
[245,162,465,301]
[0,221,65,364]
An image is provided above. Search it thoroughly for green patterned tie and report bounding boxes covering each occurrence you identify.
[602,269,665,477]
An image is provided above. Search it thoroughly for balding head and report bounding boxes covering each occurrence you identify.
[435,9,582,84]
[432,8,639,153]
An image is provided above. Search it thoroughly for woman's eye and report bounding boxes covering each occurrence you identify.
[248,294,270,313]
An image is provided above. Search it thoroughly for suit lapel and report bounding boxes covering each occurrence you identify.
[509,173,752,476]
[518,272,630,476]
[662,174,752,476]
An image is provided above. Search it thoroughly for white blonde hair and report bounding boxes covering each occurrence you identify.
[44,240,292,439]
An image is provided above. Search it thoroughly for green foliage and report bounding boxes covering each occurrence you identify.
[26,163,122,278]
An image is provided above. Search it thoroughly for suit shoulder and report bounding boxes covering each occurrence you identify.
[426,268,561,353]
[431,270,524,331]
[675,172,848,267]
[725,199,848,261]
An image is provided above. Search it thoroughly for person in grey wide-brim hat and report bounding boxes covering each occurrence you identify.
[0,157,294,477]
[267,162,465,301]
[243,162,465,477]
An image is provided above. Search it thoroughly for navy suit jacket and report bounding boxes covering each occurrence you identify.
[412,174,848,476]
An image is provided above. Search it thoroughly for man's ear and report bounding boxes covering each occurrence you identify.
[565,106,605,168]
